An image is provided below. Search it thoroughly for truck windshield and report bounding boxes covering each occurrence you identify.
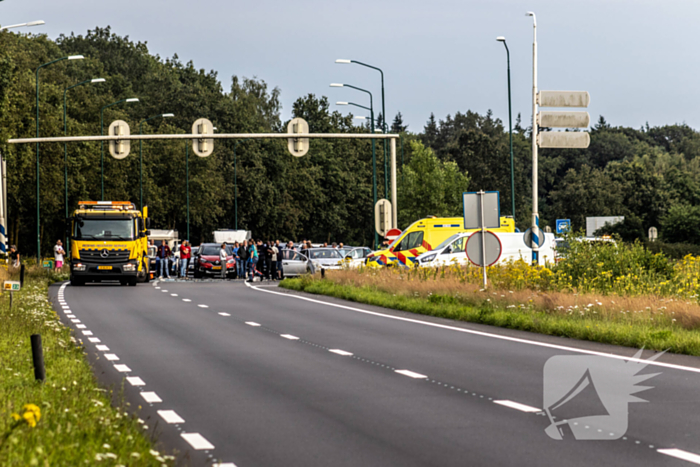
[74,218,135,240]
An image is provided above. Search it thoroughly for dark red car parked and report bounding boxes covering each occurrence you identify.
[193,243,236,278]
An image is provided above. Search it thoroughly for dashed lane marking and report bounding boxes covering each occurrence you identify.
[158,410,185,424]
[281,334,299,340]
[493,400,542,413]
[181,433,214,450]
[218,312,231,317]
[126,376,145,386]
[395,369,428,379]
[81,330,93,336]
[658,449,700,465]
[95,345,110,351]
[88,337,101,343]
[245,322,261,327]
[140,392,162,403]
[329,349,354,356]
[104,354,119,361]
[198,304,209,308]
[71,319,81,323]
[76,324,86,329]
[182,299,191,302]
[114,364,131,372]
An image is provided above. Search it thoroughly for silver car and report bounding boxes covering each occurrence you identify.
[306,248,343,270]
[280,249,315,277]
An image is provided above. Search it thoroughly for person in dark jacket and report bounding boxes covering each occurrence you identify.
[157,242,172,278]
[238,241,249,279]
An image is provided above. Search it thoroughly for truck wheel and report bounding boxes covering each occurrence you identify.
[120,279,128,286]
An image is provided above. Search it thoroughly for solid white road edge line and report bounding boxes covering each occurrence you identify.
[329,349,353,356]
[395,369,428,379]
[245,282,700,374]
[158,410,185,424]
[140,392,162,403]
[181,432,215,450]
[281,334,299,340]
[493,400,542,413]
[658,448,700,465]
[126,376,145,386]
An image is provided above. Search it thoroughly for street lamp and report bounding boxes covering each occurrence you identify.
[233,138,251,231]
[35,54,83,260]
[63,77,105,255]
[527,11,539,264]
[334,92,378,248]
[139,113,174,210]
[0,20,44,30]
[336,59,389,197]
[497,36,515,222]
[100,98,139,200]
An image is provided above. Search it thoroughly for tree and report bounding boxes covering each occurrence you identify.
[661,204,700,244]
[391,112,407,133]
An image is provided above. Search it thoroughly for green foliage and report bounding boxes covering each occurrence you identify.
[660,204,700,244]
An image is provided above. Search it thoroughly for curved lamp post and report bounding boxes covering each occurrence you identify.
[100,98,138,200]
[139,113,174,209]
[0,20,44,30]
[497,36,515,222]
[35,54,83,260]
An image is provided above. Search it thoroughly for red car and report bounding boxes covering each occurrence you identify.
[193,243,236,278]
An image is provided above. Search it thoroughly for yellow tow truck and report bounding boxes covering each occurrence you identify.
[69,201,150,286]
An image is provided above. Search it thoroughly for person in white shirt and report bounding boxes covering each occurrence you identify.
[53,240,65,272]
[219,243,228,279]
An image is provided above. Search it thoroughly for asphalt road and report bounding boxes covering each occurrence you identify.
[50,278,700,467]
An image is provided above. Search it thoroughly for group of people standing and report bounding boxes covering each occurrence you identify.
[231,239,283,282]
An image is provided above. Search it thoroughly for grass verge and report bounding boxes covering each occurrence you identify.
[280,274,700,356]
[0,268,174,466]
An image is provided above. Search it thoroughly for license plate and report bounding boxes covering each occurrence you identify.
[98,266,112,270]
[212,266,222,270]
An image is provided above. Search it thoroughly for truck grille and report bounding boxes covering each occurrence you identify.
[79,248,130,263]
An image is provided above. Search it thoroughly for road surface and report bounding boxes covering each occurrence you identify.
[50,279,700,466]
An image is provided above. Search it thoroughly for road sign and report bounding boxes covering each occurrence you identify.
[3,280,19,291]
[466,231,502,267]
[287,117,309,157]
[538,91,590,108]
[556,219,571,234]
[537,111,590,128]
[463,191,500,230]
[192,118,214,157]
[41,259,53,269]
[523,227,545,248]
[648,226,658,242]
[385,228,401,242]
[375,199,392,236]
[538,132,590,149]
[108,120,130,159]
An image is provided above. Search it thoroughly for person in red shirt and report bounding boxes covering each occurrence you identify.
[180,241,191,278]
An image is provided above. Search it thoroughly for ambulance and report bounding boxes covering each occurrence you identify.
[366,216,516,268]
[68,201,151,286]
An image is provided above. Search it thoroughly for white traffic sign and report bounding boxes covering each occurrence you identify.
[3,280,20,291]
[538,132,590,149]
[287,117,309,157]
[385,228,402,242]
[108,120,130,159]
[537,111,590,128]
[466,231,502,267]
[375,199,392,236]
[463,191,500,230]
[192,118,214,157]
[538,91,590,108]
[648,226,658,242]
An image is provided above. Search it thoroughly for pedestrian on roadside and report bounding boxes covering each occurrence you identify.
[323,242,328,247]
[157,242,171,278]
[287,241,296,251]
[265,240,274,280]
[339,242,344,249]
[247,239,260,282]
[270,241,279,281]
[257,240,266,279]
[54,239,65,272]
[219,243,228,279]
[275,240,283,280]
[238,240,249,279]
[232,242,239,279]
[9,245,19,269]
[180,241,191,279]
[332,242,338,249]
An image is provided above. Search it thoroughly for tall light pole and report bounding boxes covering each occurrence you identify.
[336,59,389,198]
[36,54,83,261]
[64,78,105,256]
[497,36,515,223]
[100,98,138,200]
[185,142,189,241]
[139,113,174,210]
[332,84,378,248]
[233,138,251,231]
[527,11,539,264]
[0,20,44,31]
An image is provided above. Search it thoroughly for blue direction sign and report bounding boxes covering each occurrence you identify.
[556,219,571,234]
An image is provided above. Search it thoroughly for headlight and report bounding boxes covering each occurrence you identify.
[123,264,136,271]
[227,258,235,263]
[74,263,86,271]
[421,254,436,263]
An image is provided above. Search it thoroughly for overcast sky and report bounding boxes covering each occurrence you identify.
[3,0,699,132]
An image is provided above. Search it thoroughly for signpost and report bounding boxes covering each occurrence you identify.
[385,228,401,243]
[464,190,501,288]
[287,118,309,157]
[556,219,571,234]
[192,118,214,157]
[41,259,53,269]
[523,227,545,249]
[108,120,130,159]
[4,280,20,310]
[374,198,391,236]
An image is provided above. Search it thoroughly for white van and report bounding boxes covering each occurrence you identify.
[416,231,557,267]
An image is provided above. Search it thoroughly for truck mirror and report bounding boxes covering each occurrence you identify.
[146,218,151,229]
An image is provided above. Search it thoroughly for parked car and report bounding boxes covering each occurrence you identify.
[193,243,236,278]
[187,246,199,277]
[280,249,315,277]
[341,247,373,268]
[305,248,343,270]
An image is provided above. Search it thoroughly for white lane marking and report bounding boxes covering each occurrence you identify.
[181,432,214,450]
[76,324,86,329]
[329,349,354,356]
[104,354,119,361]
[281,334,299,340]
[182,299,191,302]
[140,392,162,403]
[126,376,145,386]
[245,322,261,327]
[218,312,231,317]
[158,410,185,424]
[114,364,131,372]
[247,283,700,375]
[61,305,70,309]
[66,314,76,319]
[82,330,93,336]
[171,294,178,297]
[155,287,161,289]
[658,448,700,464]
[213,464,238,467]
[494,400,542,413]
[162,290,168,293]
[71,319,81,323]
[198,304,209,308]
[88,337,101,343]
[95,345,110,351]
[395,369,428,379]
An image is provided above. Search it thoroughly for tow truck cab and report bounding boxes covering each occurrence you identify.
[69,201,150,286]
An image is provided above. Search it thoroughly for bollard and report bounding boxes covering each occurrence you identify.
[20,264,25,287]
[321,268,325,279]
[9,291,13,311]
[30,334,45,382]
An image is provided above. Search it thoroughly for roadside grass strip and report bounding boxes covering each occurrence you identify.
[0,275,175,466]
